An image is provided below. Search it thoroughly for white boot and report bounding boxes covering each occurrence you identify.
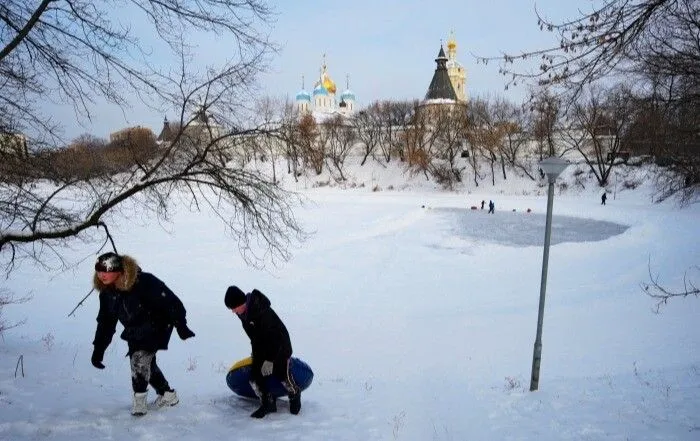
[131,392,148,416]
[154,390,179,408]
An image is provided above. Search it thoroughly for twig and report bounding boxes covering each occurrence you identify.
[14,355,24,378]
[642,259,699,313]
[68,288,95,317]
[97,222,118,254]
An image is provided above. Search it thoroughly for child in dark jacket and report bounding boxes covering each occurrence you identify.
[91,252,195,416]
[225,286,301,418]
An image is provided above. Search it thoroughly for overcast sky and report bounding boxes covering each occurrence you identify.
[44,0,587,141]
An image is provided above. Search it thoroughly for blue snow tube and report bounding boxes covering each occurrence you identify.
[226,356,314,399]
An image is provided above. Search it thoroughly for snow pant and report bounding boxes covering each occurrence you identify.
[130,350,172,394]
[249,357,299,398]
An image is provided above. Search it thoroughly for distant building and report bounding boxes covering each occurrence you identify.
[295,55,356,118]
[109,125,151,143]
[156,106,225,146]
[423,32,468,106]
[424,45,458,103]
[157,117,176,143]
[445,32,467,102]
[0,131,29,159]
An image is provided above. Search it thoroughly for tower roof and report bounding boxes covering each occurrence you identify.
[157,116,174,142]
[296,75,311,101]
[296,90,311,101]
[425,45,457,101]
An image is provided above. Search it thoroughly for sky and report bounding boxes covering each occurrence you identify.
[1,155,699,440]
[41,0,587,141]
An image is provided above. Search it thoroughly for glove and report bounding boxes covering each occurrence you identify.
[176,324,195,340]
[91,348,105,370]
[261,360,273,377]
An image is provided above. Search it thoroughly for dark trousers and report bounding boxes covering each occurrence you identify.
[130,350,171,394]
[249,357,299,398]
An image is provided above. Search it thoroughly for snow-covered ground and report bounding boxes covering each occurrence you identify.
[1,157,699,440]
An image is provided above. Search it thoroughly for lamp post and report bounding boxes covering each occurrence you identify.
[530,156,569,392]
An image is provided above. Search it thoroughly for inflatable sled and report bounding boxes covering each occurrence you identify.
[226,357,314,399]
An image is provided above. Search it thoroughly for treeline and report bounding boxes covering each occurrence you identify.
[244,82,699,194]
[3,82,697,200]
[0,127,160,184]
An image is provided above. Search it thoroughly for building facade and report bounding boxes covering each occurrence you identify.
[295,55,356,118]
[445,32,467,102]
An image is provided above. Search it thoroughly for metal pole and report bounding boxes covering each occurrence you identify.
[530,178,556,391]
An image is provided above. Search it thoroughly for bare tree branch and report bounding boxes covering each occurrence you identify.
[642,259,700,313]
[0,1,306,275]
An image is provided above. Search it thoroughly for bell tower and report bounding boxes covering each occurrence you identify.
[446,31,467,102]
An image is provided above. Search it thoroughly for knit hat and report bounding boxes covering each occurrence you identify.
[224,286,247,309]
[94,252,124,273]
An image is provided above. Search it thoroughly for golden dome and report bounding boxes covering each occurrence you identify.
[322,72,336,94]
[447,30,457,51]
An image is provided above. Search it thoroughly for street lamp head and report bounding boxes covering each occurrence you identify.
[539,156,569,183]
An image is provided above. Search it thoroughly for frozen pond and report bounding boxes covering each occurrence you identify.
[435,207,629,247]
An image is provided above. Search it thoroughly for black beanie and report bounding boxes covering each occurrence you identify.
[224,286,247,309]
[95,252,124,272]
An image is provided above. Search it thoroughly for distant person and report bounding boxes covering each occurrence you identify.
[601,192,607,205]
[481,200,485,210]
[225,286,301,418]
[488,200,495,214]
[90,252,195,416]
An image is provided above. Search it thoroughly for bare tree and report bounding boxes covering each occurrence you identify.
[0,288,29,335]
[479,0,699,200]
[352,103,383,166]
[433,105,469,188]
[324,115,357,181]
[498,101,535,180]
[477,0,695,97]
[403,106,443,181]
[563,85,635,186]
[377,100,417,163]
[277,102,303,181]
[630,72,700,205]
[466,98,507,186]
[529,89,562,160]
[249,96,293,184]
[0,1,306,273]
[293,113,329,176]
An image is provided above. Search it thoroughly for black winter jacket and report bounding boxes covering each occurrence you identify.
[237,289,293,362]
[92,255,188,356]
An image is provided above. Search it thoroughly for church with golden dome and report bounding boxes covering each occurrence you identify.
[295,55,356,117]
[445,32,467,102]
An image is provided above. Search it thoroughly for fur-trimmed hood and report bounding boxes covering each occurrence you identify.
[93,255,140,292]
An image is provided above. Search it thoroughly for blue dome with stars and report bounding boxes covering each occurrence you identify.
[296,89,311,101]
[341,89,355,101]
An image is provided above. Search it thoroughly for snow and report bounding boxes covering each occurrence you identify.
[1,156,699,440]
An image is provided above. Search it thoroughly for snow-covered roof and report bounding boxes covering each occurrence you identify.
[422,98,458,105]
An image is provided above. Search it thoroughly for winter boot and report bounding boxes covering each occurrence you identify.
[288,392,301,415]
[131,392,148,416]
[250,394,277,419]
[154,389,179,408]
